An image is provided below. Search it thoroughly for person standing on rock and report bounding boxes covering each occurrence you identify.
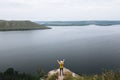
[57,59,65,76]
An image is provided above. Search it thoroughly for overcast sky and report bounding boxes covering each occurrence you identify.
[0,0,120,21]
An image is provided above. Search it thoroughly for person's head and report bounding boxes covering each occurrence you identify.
[60,60,63,64]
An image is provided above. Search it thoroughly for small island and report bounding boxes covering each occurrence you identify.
[0,20,51,31]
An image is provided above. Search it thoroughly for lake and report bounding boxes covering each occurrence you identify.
[0,25,120,74]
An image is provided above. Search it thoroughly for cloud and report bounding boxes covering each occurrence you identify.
[0,0,120,20]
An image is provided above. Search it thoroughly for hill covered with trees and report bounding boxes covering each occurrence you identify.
[0,20,50,31]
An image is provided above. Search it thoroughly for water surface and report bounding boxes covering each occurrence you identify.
[0,25,120,74]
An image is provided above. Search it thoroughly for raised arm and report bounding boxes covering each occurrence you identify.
[57,60,60,64]
[62,59,65,64]
[63,59,65,62]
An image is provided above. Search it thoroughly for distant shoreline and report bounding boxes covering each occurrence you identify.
[36,21,120,26]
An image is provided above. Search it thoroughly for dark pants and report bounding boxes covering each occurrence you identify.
[60,68,63,76]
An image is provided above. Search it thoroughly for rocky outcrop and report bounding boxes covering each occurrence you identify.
[46,68,80,80]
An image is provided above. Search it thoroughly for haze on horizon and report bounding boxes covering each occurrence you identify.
[0,0,120,21]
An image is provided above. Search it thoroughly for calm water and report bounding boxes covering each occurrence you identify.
[0,25,120,74]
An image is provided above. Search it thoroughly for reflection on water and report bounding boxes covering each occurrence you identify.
[0,25,120,74]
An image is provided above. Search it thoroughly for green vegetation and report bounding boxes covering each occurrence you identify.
[0,68,120,80]
[0,68,46,80]
[0,20,51,31]
[66,71,120,80]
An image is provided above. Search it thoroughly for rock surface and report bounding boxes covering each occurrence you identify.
[46,68,80,80]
